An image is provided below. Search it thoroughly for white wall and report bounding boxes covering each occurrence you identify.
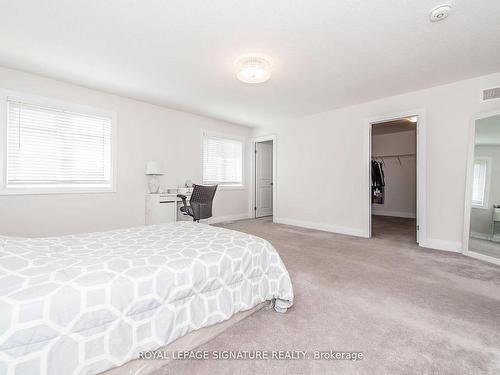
[372,130,416,218]
[470,145,500,236]
[254,72,500,251]
[0,67,252,237]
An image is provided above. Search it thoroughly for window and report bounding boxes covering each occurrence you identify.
[202,133,243,186]
[1,96,115,194]
[472,157,490,208]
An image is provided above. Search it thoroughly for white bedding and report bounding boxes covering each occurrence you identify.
[0,222,293,375]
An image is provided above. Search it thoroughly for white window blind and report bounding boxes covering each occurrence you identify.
[472,158,488,207]
[5,98,112,191]
[202,135,243,185]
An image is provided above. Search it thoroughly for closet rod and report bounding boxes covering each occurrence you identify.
[372,153,415,158]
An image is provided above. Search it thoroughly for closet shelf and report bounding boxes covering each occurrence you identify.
[372,153,415,158]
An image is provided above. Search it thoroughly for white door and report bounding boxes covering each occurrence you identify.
[255,142,273,217]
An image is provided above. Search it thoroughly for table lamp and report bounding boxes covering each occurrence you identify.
[145,161,163,193]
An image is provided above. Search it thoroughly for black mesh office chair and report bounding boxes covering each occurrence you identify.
[177,184,218,222]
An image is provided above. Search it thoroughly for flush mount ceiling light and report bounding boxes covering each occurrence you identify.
[430,4,451,22]
[235,56,271,84]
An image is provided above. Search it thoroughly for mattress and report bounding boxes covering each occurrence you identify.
[0,222,294,375]
[103,301,268,375]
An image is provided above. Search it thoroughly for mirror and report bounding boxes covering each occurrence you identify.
[468,113,500,260]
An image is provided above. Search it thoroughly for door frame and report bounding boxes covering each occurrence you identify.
[365,109,427,246]
[462,109,500,266]
[251,134,277,220]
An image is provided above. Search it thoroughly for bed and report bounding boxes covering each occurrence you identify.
[0,222,294,375]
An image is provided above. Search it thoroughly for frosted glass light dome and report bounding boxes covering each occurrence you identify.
[235,56,271,84]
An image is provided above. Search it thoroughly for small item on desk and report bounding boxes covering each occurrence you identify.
[181,180,194,194]
[179,187,192,194]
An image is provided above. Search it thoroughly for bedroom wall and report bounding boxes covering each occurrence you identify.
[372,130,416,218]
[253,72,500,251]
[0,67,252,237]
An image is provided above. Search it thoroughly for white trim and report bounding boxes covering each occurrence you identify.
[0,186,116,195]
[419,239,462,253]
[0,99,6,193]
[372,210,416,218]
[470,232,492,241]
[366,109,427,244]
[216,185,245,191]
[0,89,117,195]
[0,89,116,118]
[205,213,252,224]
[251,134,277,220]
[275,217,463,252]
[274,217,366,237]
[471,206,490,213]
[466,250,500,266]
[463,109,500,264]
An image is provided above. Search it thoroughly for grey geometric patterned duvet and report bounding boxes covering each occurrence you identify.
[0,222,293,375]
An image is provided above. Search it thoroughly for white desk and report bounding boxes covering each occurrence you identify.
[145,192,192,224]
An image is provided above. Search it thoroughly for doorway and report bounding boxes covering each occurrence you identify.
[253,136,276,219]
[370,116,419,243]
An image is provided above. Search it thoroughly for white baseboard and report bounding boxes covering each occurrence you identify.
[470,231,490,240]
[470,231,500,241]
[210,214,464,254]
[274,217,367,238]
[419,239,462,253]
[466,251,500,266]
[372,210,416,218]
[205,213,252,224]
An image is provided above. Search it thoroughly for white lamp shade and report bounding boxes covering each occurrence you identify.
[145,161,163,175]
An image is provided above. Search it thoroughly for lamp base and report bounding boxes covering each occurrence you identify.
[148,176,160,194]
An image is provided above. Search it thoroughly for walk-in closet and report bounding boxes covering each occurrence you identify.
[371,117,418,243]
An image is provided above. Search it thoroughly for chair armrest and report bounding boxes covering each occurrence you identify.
[176,194,188,209]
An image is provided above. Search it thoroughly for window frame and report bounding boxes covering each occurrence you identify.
[0,90,117,195]
[201,131,245,190]
[471,156,491,209]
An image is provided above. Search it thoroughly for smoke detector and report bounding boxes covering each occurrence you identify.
[235,56,272,84]
[430,5,451,22]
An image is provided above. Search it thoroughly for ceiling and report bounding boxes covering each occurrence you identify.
[476,114,500,145]
[372,119,416,136]
[0,1,499,127]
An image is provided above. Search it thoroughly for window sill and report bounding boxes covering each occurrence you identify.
[472,204,489,210]
[211,184,246,191]
[0,186,116,196]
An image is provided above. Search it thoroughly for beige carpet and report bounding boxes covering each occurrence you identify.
[154,216,500,375]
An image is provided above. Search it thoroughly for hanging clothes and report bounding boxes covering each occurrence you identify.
[372,160,385,204]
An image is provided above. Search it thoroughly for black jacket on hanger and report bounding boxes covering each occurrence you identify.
[372,160,385,204]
